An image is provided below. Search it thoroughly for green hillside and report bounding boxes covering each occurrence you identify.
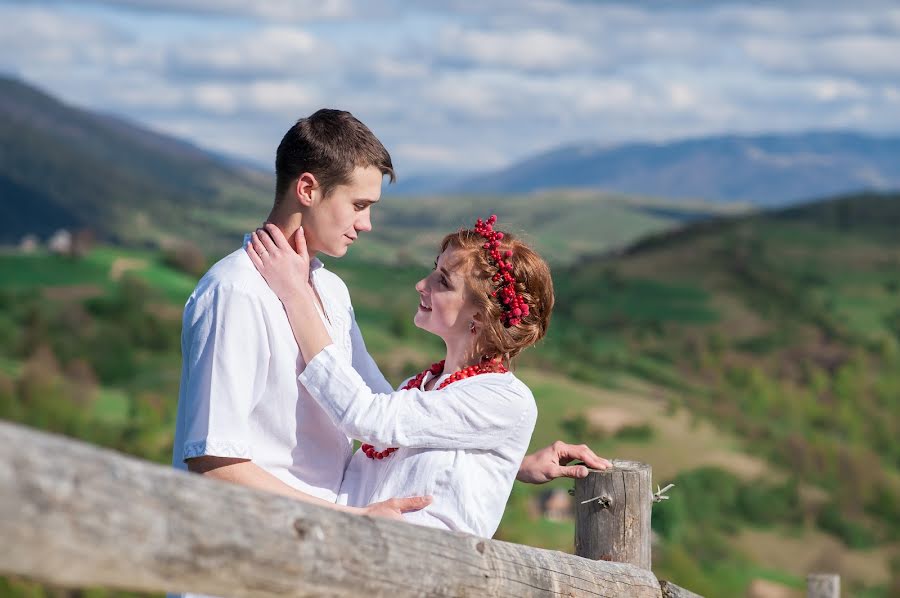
[1,77,739,264]
[0,76,272,252]
[1,192,899,596]
[364,191,745,266]
[541,192,900,594]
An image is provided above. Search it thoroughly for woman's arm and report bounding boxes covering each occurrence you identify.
[246,225,334,363]
[246,225,535,451]
[299,344,536,451]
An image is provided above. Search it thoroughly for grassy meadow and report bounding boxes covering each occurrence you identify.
[1,192,899,597]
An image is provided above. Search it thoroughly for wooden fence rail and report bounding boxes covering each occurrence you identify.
[0,421,698,597]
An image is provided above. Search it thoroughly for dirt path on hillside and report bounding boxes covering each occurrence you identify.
[736,527,896,587]
[109,257,147,281]
[42,284,104,301]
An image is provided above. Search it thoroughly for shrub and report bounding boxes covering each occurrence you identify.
[614,424,655,442]
[816,502,877,548]
[161,241,207,277]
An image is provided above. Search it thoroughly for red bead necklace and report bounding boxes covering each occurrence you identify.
[361,358,509,460]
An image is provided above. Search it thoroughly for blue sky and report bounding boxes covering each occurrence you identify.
[3,0,900,176]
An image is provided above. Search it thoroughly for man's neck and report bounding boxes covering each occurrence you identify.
[266,208,320,258]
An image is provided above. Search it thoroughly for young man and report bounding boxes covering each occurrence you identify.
[171,109,610,522]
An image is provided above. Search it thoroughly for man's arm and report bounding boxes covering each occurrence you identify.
[180,281,429,519]
[517,441,613,484]
[187,456,431,519]
[188,456,342,505]
[349,315,394,394]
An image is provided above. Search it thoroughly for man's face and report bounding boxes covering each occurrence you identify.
[303,165,383,258]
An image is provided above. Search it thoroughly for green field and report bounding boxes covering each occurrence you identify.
[2,192,900,596]
[360,190,742,266]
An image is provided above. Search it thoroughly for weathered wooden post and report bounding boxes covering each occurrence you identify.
[807,573,840,598]
[574,459,653,570]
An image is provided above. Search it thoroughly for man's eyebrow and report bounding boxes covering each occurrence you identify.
[355,198,379,204]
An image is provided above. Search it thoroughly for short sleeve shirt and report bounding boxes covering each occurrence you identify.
[170,244,391,502]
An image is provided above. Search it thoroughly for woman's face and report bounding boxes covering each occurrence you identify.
[414,247,480,345]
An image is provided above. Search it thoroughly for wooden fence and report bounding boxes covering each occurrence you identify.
[0,421,828,597]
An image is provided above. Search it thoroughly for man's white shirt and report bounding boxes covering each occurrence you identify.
[171,244,391,502]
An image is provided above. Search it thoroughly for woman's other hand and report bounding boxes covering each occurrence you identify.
[360,495,433,520]
[516,441,612,484]
[246,223,311,301]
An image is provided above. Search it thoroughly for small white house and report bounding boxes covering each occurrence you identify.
[47,229,72,255]
[19,235,39,253]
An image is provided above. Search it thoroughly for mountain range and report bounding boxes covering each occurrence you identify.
[2,75,899,252]
[0,76,270,249]
[405,132,900,204]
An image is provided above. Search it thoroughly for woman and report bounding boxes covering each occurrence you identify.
[246,215,553,537]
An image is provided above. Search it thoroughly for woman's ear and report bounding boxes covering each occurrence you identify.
[294,172,319,207]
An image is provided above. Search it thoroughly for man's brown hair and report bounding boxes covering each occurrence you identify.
[275,109,395,201]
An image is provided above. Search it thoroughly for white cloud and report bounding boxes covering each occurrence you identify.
[573,81,639,114]
[743,34,900,78]
[3,0,900,175]
[393,142,505,170]
[370,56,429,81]
[190,83,238,114]
[19,0,357,21]
[421,74,505,121]
[437,26,596,72]
[167,27,324,78]
[808,78,869,102]
[0,6,125,70]
[245,80,319,113]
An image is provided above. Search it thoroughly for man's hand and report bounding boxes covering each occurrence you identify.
[517,441,612,484]
[362,496,433,520]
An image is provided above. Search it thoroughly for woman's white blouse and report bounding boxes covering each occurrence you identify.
[298,344,538,538]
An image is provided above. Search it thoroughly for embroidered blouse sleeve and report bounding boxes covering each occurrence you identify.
[298,344,536,450]
[179,286,270,461]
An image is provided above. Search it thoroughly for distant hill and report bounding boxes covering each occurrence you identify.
[435,132,900,205]
[1,190,898,595]
[0,76,272,250]
[326,190,900,594]
[360,191,750,267]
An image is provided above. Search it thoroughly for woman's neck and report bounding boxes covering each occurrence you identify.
[440,341,480,377]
